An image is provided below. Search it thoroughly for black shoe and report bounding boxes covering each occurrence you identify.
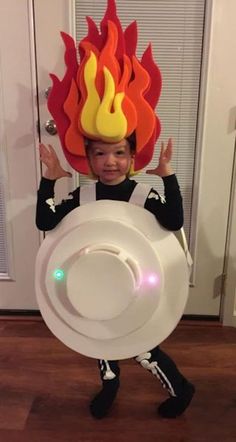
[90,379,120,419]
[158,381,195,418]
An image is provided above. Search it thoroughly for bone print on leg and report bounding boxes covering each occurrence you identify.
[90,359,120,419]
[135,347,195,418]
[98,359,120,381]
[135,351,176,397]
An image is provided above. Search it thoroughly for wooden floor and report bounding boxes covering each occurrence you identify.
[0,318,236,442]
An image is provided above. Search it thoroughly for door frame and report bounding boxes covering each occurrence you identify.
[223,135,236,327]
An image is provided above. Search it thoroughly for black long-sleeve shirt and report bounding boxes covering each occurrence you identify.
[36,175,183,232]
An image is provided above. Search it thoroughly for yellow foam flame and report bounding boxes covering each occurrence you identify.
[81,51,127,141]
[80,52,101,137]
[96,67,127,141]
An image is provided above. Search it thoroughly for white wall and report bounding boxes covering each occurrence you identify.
[209,0,236,323]
[208,0,236,326]
[186,0,236,320]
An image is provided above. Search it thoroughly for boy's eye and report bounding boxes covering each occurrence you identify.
[94,151,104,156]
[116,150,125,155]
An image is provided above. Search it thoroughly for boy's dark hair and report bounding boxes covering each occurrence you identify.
[126,132,136,154]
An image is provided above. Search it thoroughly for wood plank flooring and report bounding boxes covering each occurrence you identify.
[0,318,235,442]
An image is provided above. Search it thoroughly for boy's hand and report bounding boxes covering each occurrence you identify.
[146,138,174,177]
[39,144,72,180]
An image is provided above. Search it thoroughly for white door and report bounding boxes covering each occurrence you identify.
[0,0,40,309]
[33,0,76,204]
[33,0,235,317]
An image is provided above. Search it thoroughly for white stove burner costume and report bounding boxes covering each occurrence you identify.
[35,182,191,360]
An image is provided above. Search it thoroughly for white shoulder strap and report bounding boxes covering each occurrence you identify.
[129,183,192,269]
[174,228,193,268]
[129,183,152,207]
[79,182,193,268]
[79,183,96,205]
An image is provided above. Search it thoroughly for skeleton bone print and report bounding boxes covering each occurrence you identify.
[135,352,176,397]
[99,360,117,380]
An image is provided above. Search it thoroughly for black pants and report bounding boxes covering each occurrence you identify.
[97,345,187,397]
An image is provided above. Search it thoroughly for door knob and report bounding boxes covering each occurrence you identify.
[45,87,51,99]
[45,119,57,135]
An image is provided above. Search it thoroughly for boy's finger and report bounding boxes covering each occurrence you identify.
[39,145,47,159]
[159,142,164,158]
[39,143,45,152]
[167,138,173,151]
[48,144,56,156]
[39,143,50,156]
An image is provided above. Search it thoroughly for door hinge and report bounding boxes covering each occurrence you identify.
[221,272,227,297]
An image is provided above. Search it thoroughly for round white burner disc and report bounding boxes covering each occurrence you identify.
[67,248,138,320]
[35,200,189,360]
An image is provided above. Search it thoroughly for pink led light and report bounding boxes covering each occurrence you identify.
[147,273,160,286]
[137,272,160,291]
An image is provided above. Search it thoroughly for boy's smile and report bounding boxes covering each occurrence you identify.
[87,139,133,185]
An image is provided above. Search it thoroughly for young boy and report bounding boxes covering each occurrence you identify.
[36,137,195,419]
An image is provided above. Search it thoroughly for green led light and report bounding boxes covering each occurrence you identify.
[53,268,65,281]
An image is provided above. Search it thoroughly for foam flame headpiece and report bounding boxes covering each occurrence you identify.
[48,0,162,175]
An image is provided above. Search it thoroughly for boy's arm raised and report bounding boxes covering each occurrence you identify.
[36,144,78,231]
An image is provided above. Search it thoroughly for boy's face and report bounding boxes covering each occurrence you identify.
[87,139,133,185]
